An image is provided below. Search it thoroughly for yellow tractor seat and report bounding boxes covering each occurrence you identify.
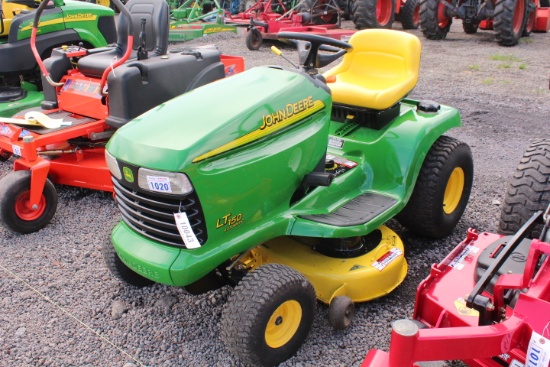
[323,29,421,112]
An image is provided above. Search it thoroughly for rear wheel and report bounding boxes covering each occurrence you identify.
[102,238,155,287]
[400,0,420,29]
[420,0,452,39]
[499,140,550,239]
[494,0,527,46]
[352,0,396,29]
[220,263,316,367]
[246,27,263,50]
[396,136,473,238]
[0,170,58,234]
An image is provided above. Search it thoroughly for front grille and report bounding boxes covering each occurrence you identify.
[112,178,208,248]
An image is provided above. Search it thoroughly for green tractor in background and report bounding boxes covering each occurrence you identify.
[103,29,474,366]
[0,0,116,119]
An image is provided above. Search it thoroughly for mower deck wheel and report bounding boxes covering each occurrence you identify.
[246,27,263,50]
[396,135,473,238]
[0,170,58,234]
[499,139,550,239]
[102,238,155,287]
[220,263,316,367]
[0,148,11,162]
[420,0,452,39]
[400,0,420,29]
[328,295,355,330]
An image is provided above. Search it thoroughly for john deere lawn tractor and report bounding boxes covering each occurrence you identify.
[103,29,474,366]
[0,0,116,119]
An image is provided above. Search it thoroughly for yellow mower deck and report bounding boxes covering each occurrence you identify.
[248,225,407,305]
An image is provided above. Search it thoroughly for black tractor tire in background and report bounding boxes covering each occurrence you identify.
[220,263,316,367]
[0,170,58,234]
[494,0,527,46]
[239,0,257,13]
[400,0,420,29]
[462,20,479,34]
[499,140,550,239]
[352,0,396,29]
[396,136,474,238]
[420,0,453,39]
[522,1,536,37]
[246,27,263,50]
[102,238,156,287]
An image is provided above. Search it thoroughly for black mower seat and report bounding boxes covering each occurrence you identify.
[76,0,169,78]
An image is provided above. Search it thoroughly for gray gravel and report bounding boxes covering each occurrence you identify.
[1,21,549,367]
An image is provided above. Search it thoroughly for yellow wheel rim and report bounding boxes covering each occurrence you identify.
[443,167,465,214]
[265,300,302,348]
[97,0,111,7]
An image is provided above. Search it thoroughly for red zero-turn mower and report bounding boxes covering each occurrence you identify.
[362,139,550,367]
[0,0,244,234]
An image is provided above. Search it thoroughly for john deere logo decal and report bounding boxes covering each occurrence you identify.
[123,167,134,182]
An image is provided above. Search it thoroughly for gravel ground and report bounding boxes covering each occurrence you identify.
[1,20,549,367]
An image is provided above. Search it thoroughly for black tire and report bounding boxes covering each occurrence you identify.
[0,148,11,162]
[352,0,396,29]
[499,140,550,239]
[246,27,263,50]
[102,237,155,287]
[220,263,316,367]
[462,20,479,34]
[0,170,58,234]
[494,0,527,46]
[419,0,452,40]
[328,296,355,330]
[239,0,257,12]
[400,0,420,29]
[522,2,535,37]
[396,136,474,238]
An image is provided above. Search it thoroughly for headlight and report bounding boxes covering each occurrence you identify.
[105,150,122,180]
[138,168,193,195]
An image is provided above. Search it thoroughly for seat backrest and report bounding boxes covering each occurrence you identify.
[323,29,421,111]
[117,0,170,57]
[76,0,169,78]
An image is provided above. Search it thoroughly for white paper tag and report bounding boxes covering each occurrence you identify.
[372,247,402,271]
[449,245,479,270]
[174,212,201,249]
[12,144,22,156]
[147,175,172,193]
[526,331,550,367]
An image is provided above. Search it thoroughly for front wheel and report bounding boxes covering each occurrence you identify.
[419,0,453,40]
[494,0,527,46]
[328,296,355,330]
[0,170,58,234]
[396,136,474,238]
[246,27,263,50]
[352,0,396,29]
[102,238,155,287]
[400,0,420,29]
[220,263,316,367]
[499,140,550,239]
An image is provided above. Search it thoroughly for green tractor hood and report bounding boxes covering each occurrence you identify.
[107,66,332,171]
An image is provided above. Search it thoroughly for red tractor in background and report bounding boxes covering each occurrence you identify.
[353,0,421,29]
[419,0,550,46]
[361,139,550,367]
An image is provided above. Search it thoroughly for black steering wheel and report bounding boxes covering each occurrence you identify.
[277,32,352,71]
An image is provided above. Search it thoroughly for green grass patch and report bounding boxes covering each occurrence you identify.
[482,78,494,85]
[519,63,527,70]
[468,64,480,71]
[498,63,512,69]
[490,54,522,62]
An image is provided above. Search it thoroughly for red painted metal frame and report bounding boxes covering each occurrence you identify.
[361,229,550,367]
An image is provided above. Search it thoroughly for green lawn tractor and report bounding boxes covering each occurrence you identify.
[103,29,474,366]
[0,0,116,119]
